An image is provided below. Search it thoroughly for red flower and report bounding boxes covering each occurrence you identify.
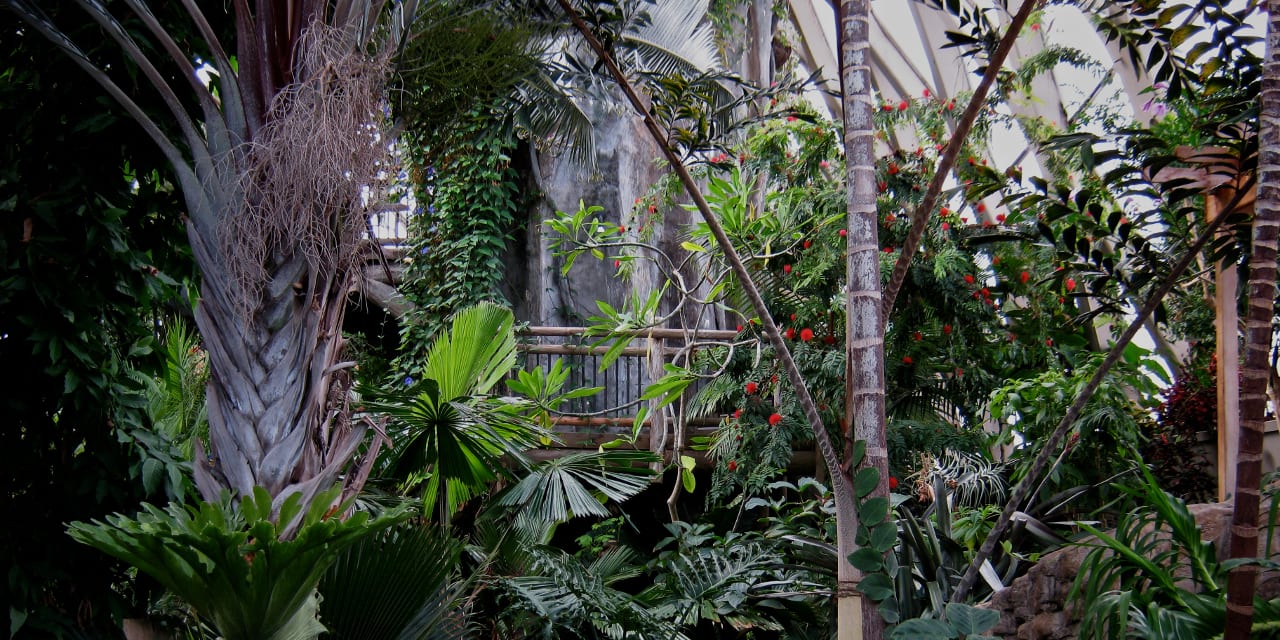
[736,324,744,332]
[976,203,986,213]
[733,409,742,419]
[839,229,848,237]
[941,222,950,231]
[898,100,909,111]
[1020,271,1030,284]
[768,413,783,426]
[882,103,894,111]
[889,476,900,490]
[770,374,779,384]
[963,274,975,284]
[786,327,796,340]
[803,240,812,249]
[800,328,815,342]
[1065,278,1077,292]
[787,115,797,122]
[883,246,894,253]
[783,264,792,274]
[1008,333,1017,342]
[648,204,657,213]
[819,160,830,169]
[940,207,950,216]
[878,180,888,192]
[614,259,622,268]
[887,163,899,175]
[790,313,797,321]
[956,367,964,377]
[1031,23,1040,31]
[745,382,758,394]
[913,331,923,341]
[996,214,1006,223]
[980,287,990,298]
[943,324,952,334]
[947,101,956,110]
[618,225,626,233]
[922,88,931,98]
[1046,338,1054,346]
[728,460,738,471]
[902,355,913,365]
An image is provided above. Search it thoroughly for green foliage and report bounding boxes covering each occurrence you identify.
[67,486,412,640]
[371,302,546,518]
[1071,462,1280,640]
[494,450,659,523]
[396,111,524,372]
[319,523,465,640]
[2,6,198,633]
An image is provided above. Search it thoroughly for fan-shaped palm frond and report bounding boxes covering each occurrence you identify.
[320,524,465,640]
[369,302,547,517]
[494,449,659,523]
[619,0,721,78]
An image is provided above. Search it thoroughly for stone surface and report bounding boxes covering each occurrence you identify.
[983,501,1278,640]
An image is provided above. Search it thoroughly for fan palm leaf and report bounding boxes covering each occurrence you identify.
[494,449,659,522]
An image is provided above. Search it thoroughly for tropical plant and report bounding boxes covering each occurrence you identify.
[5,0,424,519]
[67,486,412,640]
[1072,462,1280,640]
[888,602,1000,640]
[319,523,466,640]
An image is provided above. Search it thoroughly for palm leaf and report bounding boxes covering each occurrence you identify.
[494,450,659,522]
[424,301,518,400]
[319,524,465,640]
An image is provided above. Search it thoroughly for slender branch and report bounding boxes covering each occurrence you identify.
[554,0,852,499]
[953,179,1249,601]
[881,0,1043,317]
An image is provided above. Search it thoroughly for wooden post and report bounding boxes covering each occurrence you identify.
[1210,192,1242,502]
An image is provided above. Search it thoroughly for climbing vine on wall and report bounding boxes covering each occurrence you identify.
[394,110,524,379]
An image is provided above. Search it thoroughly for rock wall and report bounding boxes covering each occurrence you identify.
[983,502,1280,640]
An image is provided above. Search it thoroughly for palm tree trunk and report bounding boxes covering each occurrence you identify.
[1222,5,1280,636]
[838,1,884,638]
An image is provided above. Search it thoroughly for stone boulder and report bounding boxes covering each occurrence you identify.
[982,501,1280,640]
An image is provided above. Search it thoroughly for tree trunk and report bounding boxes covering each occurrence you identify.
[1223,5,1280,636]
[838,1,885,639]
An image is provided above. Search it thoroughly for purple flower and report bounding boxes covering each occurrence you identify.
[404,376,414,386]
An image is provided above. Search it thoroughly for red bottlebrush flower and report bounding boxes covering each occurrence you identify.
[770,98,778,106]
[634,197,643,205]
[886,214,896,223]
[768,413,783,426]
[1120,216,1130,225]
[783,264,792,274]
[819,160,830,169]
[614,259,622,268]
[913,331,923,341]
[993,256,1001,265]
[972,291,981,299]
[733,409,742,419]
[648,204,657,213]
[786,327,796,340]
[800,328,815,342]
[967,156,976,165]
[922,88,931,98]
[787,115,797,122]
[882,103,894,111]
[940,207,950,216]
[883,246,894,253]
[976,203,986,213]
[1046,338,1054,346]
[941,222,951,231]
[902,355,913,365]
[947,101,956,110]
[963,274,975,284]
[728,460,738,471]
[803,240,812,249]
[887,163,900,175]
[980,287,990,298]
[790,313,797,321]
[1031,23,1040,31]
[745,382,758,394]
[839,229,848,237]
[889,476,900,490]
[770,374,779,384]
[996,213,1006,223]
[936,143,944,151]
[1058,296,1066,304]
[1065,278,1077,292]
[618,225,626,233]
[736,324,744,332]
[878,180,888,192]
[1020,271,1030,284]
[943,324,952,334]
[898,100,909,111]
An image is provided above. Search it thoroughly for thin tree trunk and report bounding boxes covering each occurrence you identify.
[953,187,1246,600]
[1223,5,1280,635]
[839,1,884,638]
[553,1,863,636]
[880,0,1042,317]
